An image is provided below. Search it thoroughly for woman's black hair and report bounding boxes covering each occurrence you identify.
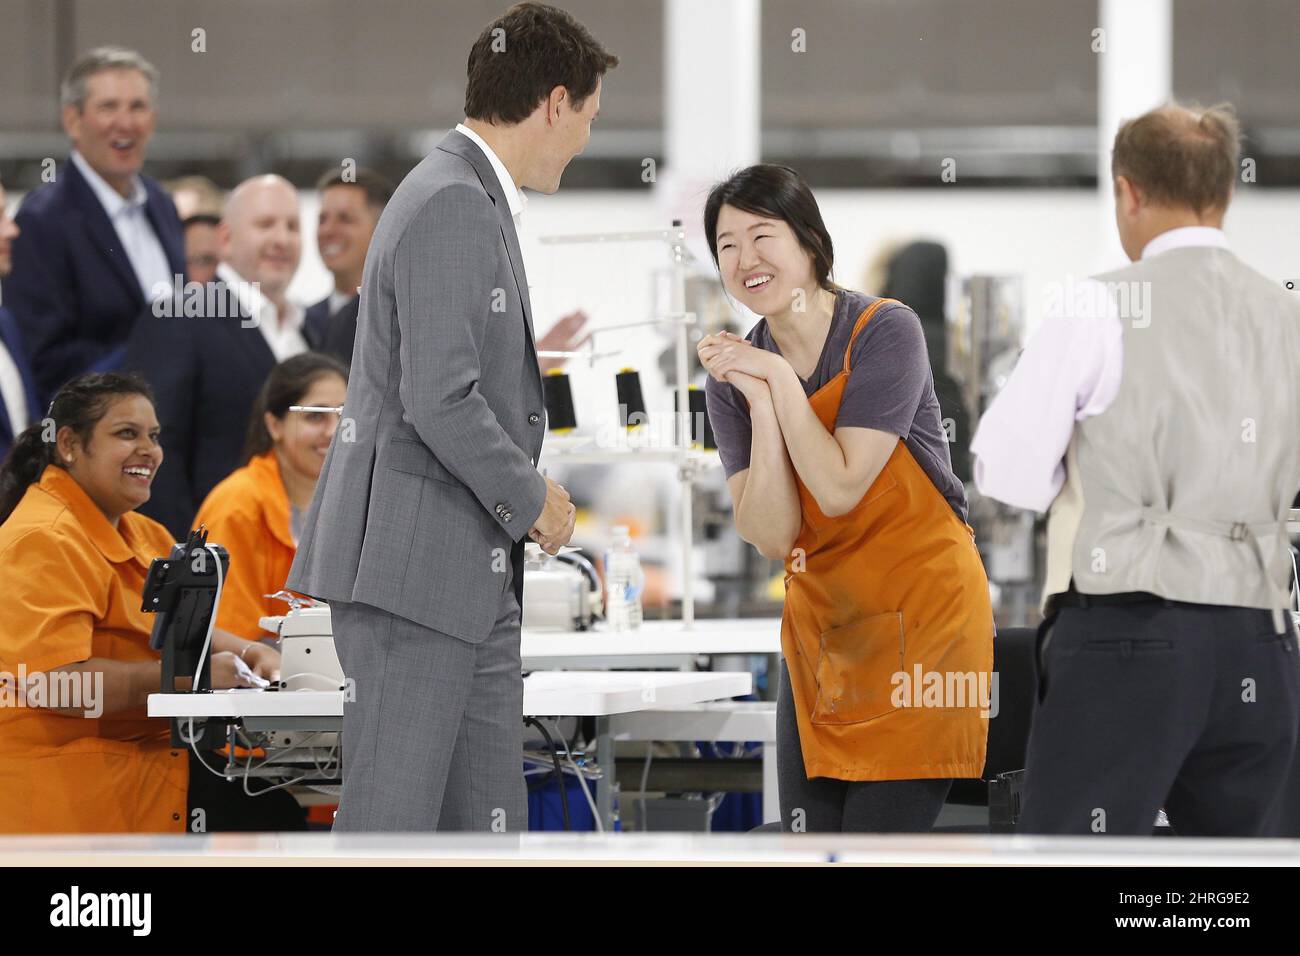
[702,164,842,294]
[242,351,349,465]
[0,371,155,526]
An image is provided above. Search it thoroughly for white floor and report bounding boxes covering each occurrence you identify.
[3,832,1298,866]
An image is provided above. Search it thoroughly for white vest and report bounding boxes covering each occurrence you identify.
[1043,246,1300,632]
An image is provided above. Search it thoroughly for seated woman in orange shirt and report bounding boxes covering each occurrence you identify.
[0,372,304,833]
[195,352,348,641]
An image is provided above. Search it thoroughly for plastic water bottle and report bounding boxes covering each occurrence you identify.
[604,525,644,631]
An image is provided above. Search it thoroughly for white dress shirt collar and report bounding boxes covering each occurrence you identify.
[454,122,527,221]
[70,149,174,301]
[327,289,352,315]
[216,262,308,362]
[0,337,28,441]
[1141,225,1229,260]
[70,149,148,215]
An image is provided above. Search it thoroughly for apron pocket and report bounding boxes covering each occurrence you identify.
[811,611,904,725]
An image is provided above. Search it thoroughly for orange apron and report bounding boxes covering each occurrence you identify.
[781,298,994,781]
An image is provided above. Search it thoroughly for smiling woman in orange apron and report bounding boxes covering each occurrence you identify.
[700,165,993,832]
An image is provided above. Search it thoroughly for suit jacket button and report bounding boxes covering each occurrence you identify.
[528,413,541,425]
[502,512,512,522]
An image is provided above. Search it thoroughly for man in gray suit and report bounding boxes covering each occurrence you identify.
[287,3,618,831]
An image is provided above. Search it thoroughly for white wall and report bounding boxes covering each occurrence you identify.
[499,187,1300,342]
[226,186,1300,346]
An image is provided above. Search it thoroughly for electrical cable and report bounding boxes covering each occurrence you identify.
[639,742,653,832]
[523,716,571,830]
[192,543,224,689]
[565,750,603,833]
[180,544,227,775]
[242,731,339,796]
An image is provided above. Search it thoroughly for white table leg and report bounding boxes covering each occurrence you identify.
[596,715,615,831]
[763,738,780,825]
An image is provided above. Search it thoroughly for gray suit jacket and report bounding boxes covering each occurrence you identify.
[287,129,548,643]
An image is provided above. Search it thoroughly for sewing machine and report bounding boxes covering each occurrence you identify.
[521,544,602,630]
[262,604,345,692]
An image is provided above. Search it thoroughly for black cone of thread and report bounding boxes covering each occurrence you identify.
[542,372,577,431]
[674,387,716,449]
[616,369,647,429]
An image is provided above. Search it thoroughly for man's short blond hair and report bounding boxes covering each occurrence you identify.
[1111,102,1241,215]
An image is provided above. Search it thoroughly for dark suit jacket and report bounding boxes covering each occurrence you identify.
[305,293,359,365]
[326,295,360,365]
[2,158,185,405]
[304,295,331,351]
[121,282,276,540]
[0,306,40,460]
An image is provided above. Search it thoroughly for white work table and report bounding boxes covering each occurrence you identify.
[520,617,782,669]
[147,671,753,720]
[149,670,753,830]
[261,612,783,669]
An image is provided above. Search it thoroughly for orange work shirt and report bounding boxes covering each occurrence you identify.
[194,450,299,641]
[0,465,189,833]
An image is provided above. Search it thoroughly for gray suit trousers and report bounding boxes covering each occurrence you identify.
[329,561,527,832]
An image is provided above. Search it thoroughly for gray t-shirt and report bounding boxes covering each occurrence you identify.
[704,289,967,522]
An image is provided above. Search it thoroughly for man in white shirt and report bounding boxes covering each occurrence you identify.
[215,175,309,363]
[123,175,307,538]
[305,167,394,363]
[972,103,1300,836]
[2,47,185,405]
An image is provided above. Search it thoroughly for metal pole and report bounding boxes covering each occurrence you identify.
[596,715,614,830]
[671,222,694,628]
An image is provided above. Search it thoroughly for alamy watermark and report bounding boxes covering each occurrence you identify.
[890,665,999,718]
[1043,277,1152,328]
[149,275,264,329]
[49,886,150,935]
[0,665,103,718]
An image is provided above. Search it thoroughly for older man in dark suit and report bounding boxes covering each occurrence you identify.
[2,47,185,405]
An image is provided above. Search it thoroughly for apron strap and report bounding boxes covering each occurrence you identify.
[842,297,901,375]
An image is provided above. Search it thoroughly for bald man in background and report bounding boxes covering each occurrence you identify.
[124,174,307,538]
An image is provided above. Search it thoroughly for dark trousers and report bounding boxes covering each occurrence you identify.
[777,659,952,833]
[1019,602,1300,836]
